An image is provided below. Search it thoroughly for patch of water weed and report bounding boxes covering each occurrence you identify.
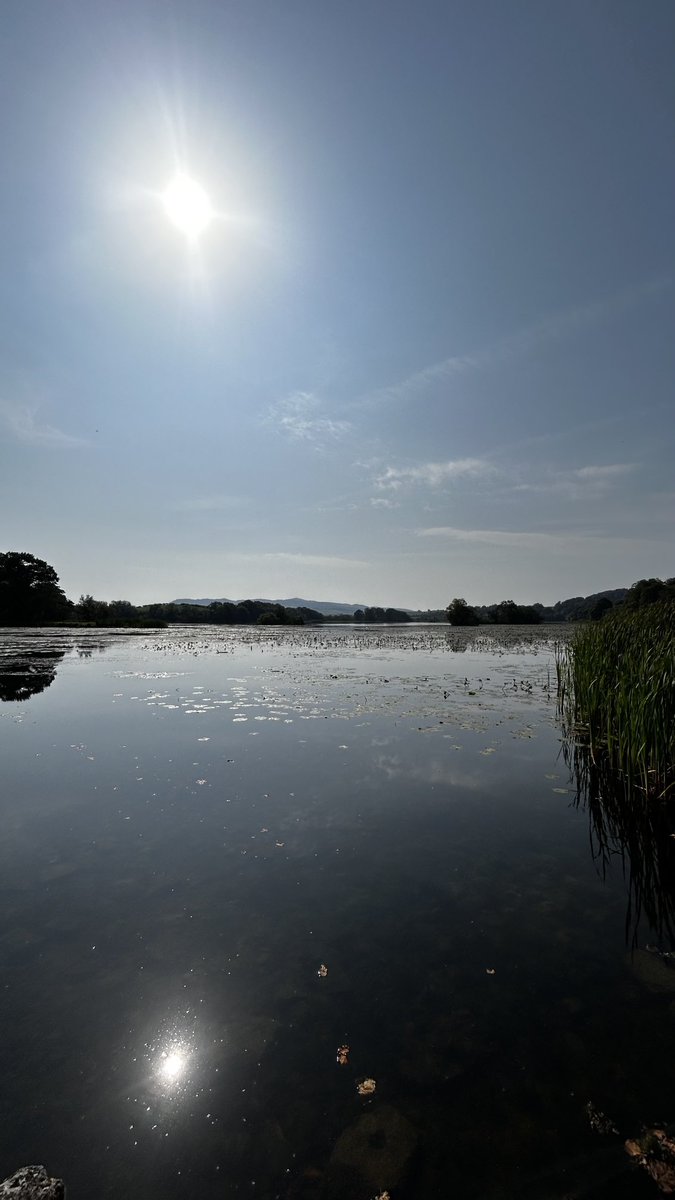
[101,625,570,740]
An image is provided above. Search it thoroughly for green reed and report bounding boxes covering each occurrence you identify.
[556,601,675,799]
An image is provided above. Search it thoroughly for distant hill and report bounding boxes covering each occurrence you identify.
[172,596,368,616]
[173,597,234,606]
[274,597,368,616]
[171,588,632,622]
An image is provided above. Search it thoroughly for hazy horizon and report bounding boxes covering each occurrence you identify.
[1,2,673,608]
[71,583,630,611]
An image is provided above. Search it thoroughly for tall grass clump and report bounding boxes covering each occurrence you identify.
[556,601,675,800]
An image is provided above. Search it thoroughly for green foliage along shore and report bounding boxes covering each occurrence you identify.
[2,548,674,633]
[556,601,675,800]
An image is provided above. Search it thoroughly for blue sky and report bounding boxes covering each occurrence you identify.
[1,0,673,608]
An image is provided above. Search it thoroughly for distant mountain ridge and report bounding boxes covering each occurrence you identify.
[171,588,632,621]
[172,597,368,616]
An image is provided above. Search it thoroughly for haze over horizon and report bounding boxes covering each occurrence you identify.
[1,2,673,609]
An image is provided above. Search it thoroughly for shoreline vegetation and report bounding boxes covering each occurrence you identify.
[557,600,675,802]
[1,550,673,631]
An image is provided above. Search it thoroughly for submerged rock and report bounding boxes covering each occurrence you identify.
[0,1166,65,1199]
[322,1104,418,1197]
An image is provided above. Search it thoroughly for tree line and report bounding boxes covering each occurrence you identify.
[445,598,543,625]
[75,595,323,627]
[2,550,673,628]
[0,552,325,627]
[445,577,675,626]
[0,552,415,627]
[322,606,411,623]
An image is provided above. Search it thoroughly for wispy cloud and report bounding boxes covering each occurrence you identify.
[370,497,400,509]
[264,391,351,445]
[0,398,87,448]
[365,277,670,408]
[414,525,646,550]
[511,462,638,498]
[416,526,577,548]
[171,494,247,512]
[373,455,637,504]
[375,457,493,491]
[573,463,635,482]
[314,499,359,513]
[257,551,369,569]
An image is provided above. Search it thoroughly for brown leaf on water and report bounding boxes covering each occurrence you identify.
[486,968,496,975]
[357,1077,376,1095]
[625,1129,675,1193]
[336,1044,350,1065]
[317,963,328,977]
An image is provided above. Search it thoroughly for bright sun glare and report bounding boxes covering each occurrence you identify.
[157,1047,187,1083]
[162,174,213,239]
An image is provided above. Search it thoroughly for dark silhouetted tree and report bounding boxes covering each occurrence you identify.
[0,552,71,625]
[624,578,675,609]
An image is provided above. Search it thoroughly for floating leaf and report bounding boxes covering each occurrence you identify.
[317,963,328,977]
[357,1077,376,1095]
[336,1044,350,1065]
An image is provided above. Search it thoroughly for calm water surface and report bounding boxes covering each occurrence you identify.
[0,625,672,1199]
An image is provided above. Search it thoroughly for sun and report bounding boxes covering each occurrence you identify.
[162,173,213,240]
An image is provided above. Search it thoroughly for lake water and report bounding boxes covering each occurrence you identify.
[0,624,672,1199]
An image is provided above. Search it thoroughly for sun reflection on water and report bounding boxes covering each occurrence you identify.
[157,1045,191,1085]
[152,1038,194,1093]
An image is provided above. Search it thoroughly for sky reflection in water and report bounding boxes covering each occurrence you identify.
[0,626,672,1199]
